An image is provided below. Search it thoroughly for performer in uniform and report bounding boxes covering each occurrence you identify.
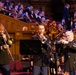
[56,30,76,75]
[0,23,13,75]
[32,24,51,75]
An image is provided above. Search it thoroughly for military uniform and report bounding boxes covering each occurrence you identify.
[0,34,12,75]
[32,34,51,75]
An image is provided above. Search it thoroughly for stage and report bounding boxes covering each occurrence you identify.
[0,72,32,75]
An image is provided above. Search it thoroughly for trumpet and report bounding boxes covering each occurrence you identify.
[60,39,68,44]
[42,36,47,44]
[38,34,47,44]
[57,39,68,44]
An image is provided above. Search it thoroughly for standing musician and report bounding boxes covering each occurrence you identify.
[32,24,51,75]
[56,30,76,75]
[0,23,13,75]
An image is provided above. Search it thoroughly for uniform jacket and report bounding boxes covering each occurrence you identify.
[0,34,12,65]
[32,34,51,66]
[56,40,76,72]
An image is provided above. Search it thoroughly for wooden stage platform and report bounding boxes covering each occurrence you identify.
[0,72,32,75]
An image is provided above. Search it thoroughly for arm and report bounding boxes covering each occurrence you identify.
[66,41,76,50]
[0,34,14,50]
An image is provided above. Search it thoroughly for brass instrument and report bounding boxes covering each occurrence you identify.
[2,29,14,61]
[38,33,47,44]
[4,29,14,46]
[41,35,47,44]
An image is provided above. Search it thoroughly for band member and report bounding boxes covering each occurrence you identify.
[0,23,13,75]
[56,31,76,75]
[32,24,51,75]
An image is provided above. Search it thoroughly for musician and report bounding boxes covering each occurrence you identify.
[0,23,13,75]
[32,24,51,75]
[56,31,76,75]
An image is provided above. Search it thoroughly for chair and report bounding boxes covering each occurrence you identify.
[10,60,32,75]
[15,60,23,72]
[9,60,15,72]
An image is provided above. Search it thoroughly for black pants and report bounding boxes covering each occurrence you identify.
[0,64,10,75]
[33,66,48,75]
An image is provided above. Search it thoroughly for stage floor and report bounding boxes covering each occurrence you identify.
[0,72,32,75]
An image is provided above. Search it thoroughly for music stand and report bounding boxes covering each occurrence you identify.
[20,39,42,74]
[20,39,42,55]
